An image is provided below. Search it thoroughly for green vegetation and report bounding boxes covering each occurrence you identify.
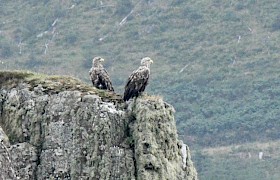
[0,0,280,178]
[0,71,122,101]
[193,140,280,180]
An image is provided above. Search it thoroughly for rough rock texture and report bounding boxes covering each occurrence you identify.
[0,71,197,180]
[130,98,197,180]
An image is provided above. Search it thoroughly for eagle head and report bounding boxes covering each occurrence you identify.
[93,56,105,67]
[141,57,153,67]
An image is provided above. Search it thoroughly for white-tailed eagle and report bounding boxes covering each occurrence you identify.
[89,57,114,91]
[123,57,153,101]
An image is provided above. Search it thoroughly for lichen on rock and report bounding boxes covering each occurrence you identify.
[129,97,197,180]
[0,71,197,179]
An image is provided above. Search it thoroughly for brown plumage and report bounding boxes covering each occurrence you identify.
[89,57,114,91]
[123,57,153,101]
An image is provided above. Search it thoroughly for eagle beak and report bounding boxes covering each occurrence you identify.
[100,58,105,62]
[150,59,153,64]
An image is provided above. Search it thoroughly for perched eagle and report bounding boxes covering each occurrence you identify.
[123,57,153,101]
[89,57,114,91]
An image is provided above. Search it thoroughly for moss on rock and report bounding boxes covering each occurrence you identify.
[130,98,197,180]
[0,71,197,179]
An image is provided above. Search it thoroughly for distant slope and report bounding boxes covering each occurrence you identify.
[193,140,280,180]
[1,0,280,147]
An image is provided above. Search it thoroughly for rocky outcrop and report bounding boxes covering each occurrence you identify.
[0,71,197,180]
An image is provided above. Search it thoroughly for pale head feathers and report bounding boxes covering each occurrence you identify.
[92,56,105,67]
[140,57,153,67]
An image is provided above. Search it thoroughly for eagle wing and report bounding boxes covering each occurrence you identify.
[99,68,114,91]
[89,67,114,91]
[123,66,150,101]
[89,67,98,86]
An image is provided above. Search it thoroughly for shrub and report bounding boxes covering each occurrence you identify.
[271,15,280,31]
[115,0,133,16]
[0,41,14,58]
[64,33,78,45]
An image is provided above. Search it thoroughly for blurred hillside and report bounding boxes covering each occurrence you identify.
[1,1,280,178]
[1,0,280,146]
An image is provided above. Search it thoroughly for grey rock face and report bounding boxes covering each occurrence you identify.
[0,73,197,180]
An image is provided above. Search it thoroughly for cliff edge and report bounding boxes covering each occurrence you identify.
[0,71,197,180]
